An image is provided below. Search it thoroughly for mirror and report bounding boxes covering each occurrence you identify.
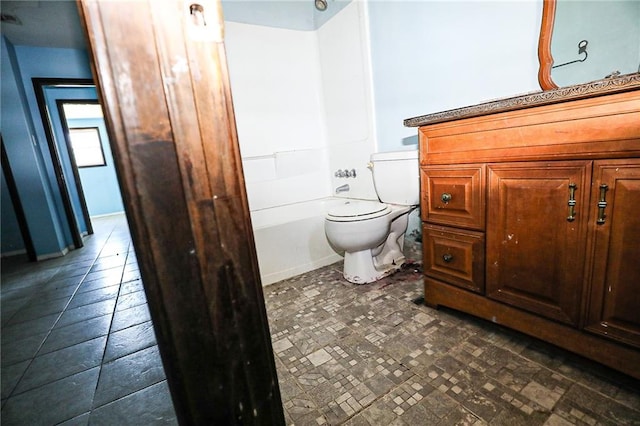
[538,0,640,90]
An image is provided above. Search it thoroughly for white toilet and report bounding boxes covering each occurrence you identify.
[325,149,419,284]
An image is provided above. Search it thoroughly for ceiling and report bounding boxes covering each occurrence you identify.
[0,0,351,50]
[1,1,87,49]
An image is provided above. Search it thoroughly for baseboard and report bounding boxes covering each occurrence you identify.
[90,211,126,219]
[36,246,70,261]
[1,249,27,258]
[261,254,342,286]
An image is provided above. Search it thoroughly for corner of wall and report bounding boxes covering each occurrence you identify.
[1,38,72,257]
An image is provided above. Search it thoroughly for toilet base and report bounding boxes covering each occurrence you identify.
[343,249,406,284]
[328,205,415,284]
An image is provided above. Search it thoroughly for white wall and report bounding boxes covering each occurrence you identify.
[225,2,380,211]
[318,1,378,201]
[367,0,543,152]
[224,22,331,211]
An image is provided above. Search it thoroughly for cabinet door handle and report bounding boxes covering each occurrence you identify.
[567,183,577,222]
[597,184,608,225]
[441,193,452,203]
[442,253,454,263]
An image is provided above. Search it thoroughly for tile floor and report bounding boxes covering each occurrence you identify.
[2,214,639,425]
[1,215,175,425]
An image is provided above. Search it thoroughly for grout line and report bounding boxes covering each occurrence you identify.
[88,235,134,415]
[2,220,121,401]
[268,275,640,424]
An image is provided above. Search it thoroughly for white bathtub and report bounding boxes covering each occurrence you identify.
[250,197,347,286]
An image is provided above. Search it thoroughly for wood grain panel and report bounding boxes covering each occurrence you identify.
[419,91,640,166]
[584,160,640,349]
[422,93,640,137]
[77,1,284,423]
[423,224,485,293]
[421,165,485,230]
[486,161,591,326]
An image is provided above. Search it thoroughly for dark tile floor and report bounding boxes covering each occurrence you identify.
[1,215,176,425]
[2,215,639,425]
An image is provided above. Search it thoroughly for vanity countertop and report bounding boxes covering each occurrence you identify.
[404,73,640,128]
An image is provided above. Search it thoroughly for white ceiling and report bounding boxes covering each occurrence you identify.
[0,0,351,49]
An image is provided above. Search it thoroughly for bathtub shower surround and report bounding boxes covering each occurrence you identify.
[226,2,381,285]
[251,198,344,285]
[250,193,422,286]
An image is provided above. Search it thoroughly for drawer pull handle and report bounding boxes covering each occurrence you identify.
[567,183,577,222]
[597,184,608,225]
[441,193,452,203]
[442,253,454,263]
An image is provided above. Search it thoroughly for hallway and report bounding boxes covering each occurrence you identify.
[1,215,176,424]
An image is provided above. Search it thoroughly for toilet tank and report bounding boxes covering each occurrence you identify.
[370,149,419,205]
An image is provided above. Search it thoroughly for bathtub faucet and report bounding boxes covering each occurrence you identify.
[335,184,350,194]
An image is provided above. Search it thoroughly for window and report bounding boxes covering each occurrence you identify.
[68,127,106,167]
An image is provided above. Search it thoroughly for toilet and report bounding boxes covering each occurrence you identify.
[325,149,419,284]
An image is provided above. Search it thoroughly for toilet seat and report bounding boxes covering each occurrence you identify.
[326,200,391,222]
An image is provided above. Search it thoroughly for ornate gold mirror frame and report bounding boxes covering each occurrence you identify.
[538,0,558,90]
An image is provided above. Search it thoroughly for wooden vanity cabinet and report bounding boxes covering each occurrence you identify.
[411,85,640,378]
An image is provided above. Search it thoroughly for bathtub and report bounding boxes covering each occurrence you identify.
[250,197,347,286]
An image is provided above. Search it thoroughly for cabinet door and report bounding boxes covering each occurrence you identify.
[486,161,591,326]
[584,160,640,349]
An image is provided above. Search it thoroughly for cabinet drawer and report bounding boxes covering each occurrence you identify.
[421,165,485,230]
[423,224,485,293]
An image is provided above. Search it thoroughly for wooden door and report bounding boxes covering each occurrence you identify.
[77,1,284,424]
[584,159,640,348]
[486,161,591,326]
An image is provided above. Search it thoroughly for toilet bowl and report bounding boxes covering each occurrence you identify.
[325,201,414,283]
[324,149,419,284]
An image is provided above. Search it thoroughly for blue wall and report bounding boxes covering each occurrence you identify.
[43,86,90,236]
[551,0,640,86]
[15,44,93,234]
[67,117,124,216]
[367,1,542,152]
[1,168,25,255]
[0,37,94,258]
[1,37,69,257]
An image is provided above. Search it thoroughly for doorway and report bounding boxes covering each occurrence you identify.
[31,78,121,249]
[56,100,124,218]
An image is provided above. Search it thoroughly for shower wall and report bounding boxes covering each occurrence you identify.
[225,0,378,212]
[225,22,331,212]
[224,2,380,284]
